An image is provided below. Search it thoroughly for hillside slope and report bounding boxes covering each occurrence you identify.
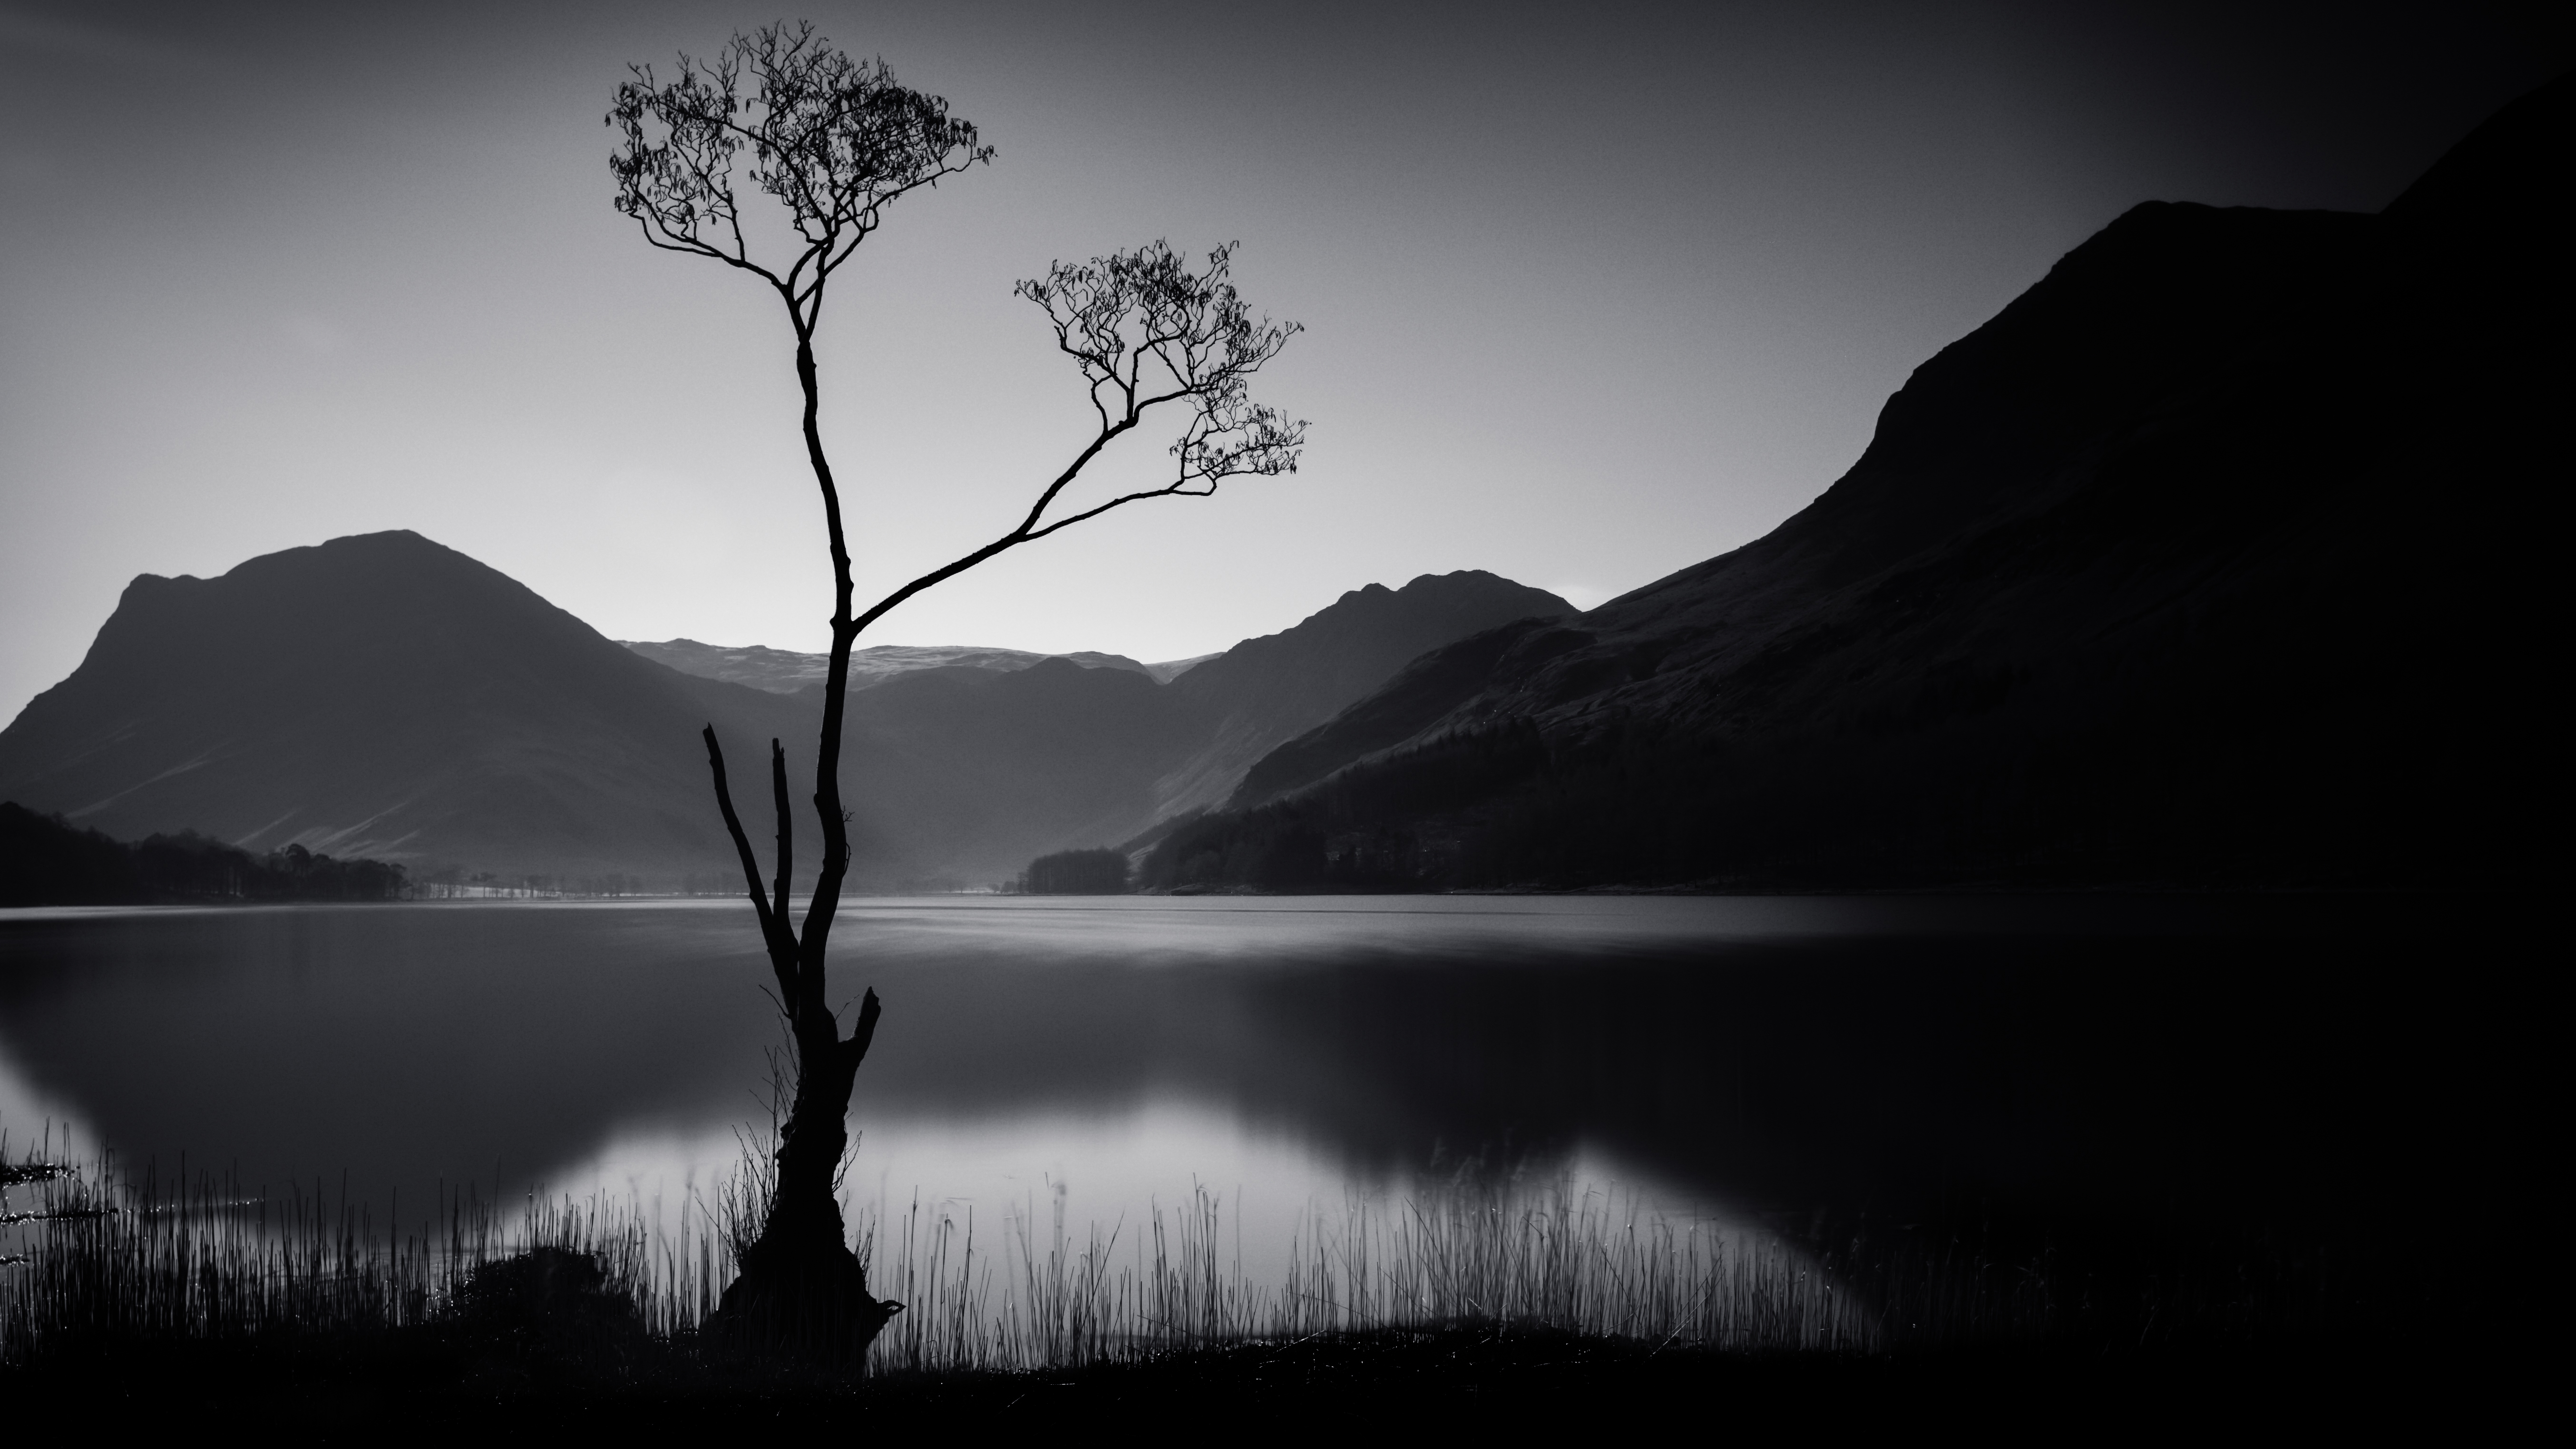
[835,658,1211,887]
[830,572,1574,885]
[623,638,1172,692]
[0,531,816,882]
[0,533,1571,887]
[1147,77,2568,890]
[1151,572,1574,822]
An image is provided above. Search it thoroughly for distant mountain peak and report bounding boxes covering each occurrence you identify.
[624,639,1159,694]
[0,529,817,879]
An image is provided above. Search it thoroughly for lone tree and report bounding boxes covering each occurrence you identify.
[608,24,1303,1366]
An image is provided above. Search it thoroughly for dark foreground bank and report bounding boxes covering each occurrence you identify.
[5,1326,2532,1436]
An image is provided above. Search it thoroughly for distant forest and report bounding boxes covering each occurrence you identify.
[1138,723,1559,892]
[1018,847,1129,895]
[0,801,408,906]
[1132,700,2440,892]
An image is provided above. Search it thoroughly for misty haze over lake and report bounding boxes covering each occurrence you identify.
[0,892,2518,1303]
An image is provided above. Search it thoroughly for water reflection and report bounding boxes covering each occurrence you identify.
[547,1103,1720,1286]
[0,893,2514,1288]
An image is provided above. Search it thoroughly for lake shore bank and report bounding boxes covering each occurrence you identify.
[6,1325,2520,1433]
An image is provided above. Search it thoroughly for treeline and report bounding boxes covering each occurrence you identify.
[1137,722,1556,892]
[1016,847,1129,895]
[0,801,408,906]
[1136,715,1991,893]
[412,867,657,898]
[1134,690,2444,893]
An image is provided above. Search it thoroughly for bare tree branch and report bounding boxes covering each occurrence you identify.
[609,23,993,344]
[846,241,1307,637]
[839,987,882,1068]
[768,739,793,933]
[701,726,797,1008]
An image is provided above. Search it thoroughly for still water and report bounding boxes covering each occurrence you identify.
[0,893,2514,1289]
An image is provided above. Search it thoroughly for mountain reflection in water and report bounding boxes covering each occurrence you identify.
[0,895,2528,1310]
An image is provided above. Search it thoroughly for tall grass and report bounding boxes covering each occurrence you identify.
[3,1127,1872,1377]
[0,1129,719,1357]
[860,1177,1870,1375]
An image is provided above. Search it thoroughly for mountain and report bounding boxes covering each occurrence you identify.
[1148,573,1577,824]
[614,572,1571,887]
[1145,77,2568,892]
[828,572,1574,886]
[0,531,1570,888]
[837,659,1210,887]
[624,638,1189,692]
[0,531,818,883]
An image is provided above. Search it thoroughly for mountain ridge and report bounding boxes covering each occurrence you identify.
[623,638,1210,693]
[0,530,817,880]
[1150,572,1575,823]
[0,534,1571,887]
[1144,76,2567,891]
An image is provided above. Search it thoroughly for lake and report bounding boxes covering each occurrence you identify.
[0,893,2531,1333]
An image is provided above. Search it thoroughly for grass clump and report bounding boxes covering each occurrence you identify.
[0,1127,2442,1424]
[858,1174,1866,1377]
[3,1126,1861,1394]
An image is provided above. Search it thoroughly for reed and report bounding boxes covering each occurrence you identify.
[2,1129,1872,1379]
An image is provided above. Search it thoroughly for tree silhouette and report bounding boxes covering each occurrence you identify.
[607,22,1304,1367]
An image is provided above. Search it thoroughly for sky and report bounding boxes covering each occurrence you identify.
[0,1,2562,720]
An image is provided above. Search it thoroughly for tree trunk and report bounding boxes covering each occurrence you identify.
[696,325,895,1371]
[696,725,897,1371]
[704,1019,898,1370]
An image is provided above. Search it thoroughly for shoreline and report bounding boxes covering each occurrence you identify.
[2,1325,2513,1431]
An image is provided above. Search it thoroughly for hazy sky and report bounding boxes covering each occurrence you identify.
[0,1,2561,720]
